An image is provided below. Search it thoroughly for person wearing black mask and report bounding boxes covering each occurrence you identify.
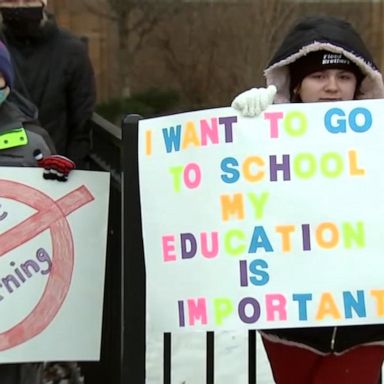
[0,0,96,169]
[1,0,45,38]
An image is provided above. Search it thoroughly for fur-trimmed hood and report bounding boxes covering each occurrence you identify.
[264,16,384,103]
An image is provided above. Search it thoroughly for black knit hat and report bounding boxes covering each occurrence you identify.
[289,50,364,94]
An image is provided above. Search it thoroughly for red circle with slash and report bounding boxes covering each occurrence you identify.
[0,180,94,350]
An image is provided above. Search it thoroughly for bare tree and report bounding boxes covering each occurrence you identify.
[148,0,382,110]
[62,0,383,112]
[227,0,298,90]
[79,0,181,97]
[151,0,297,109]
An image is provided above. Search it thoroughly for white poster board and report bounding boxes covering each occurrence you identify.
[0,168,109,362]
[140,99,384,334]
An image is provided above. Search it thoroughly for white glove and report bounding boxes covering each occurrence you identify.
[231,85,277,117]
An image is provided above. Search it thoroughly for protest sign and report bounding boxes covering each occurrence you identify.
[139,99,384,333]
[0,168,109,362]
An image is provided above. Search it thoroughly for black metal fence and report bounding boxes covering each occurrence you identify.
[121,114,146,383]
[83,113,123,384]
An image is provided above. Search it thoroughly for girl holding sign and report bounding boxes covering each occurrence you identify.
[232,15,384,384]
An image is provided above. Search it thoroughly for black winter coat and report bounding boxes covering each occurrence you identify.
[2,15,96,169]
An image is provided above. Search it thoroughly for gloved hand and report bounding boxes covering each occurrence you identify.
[33,149,76,182]
[231,85,277,117]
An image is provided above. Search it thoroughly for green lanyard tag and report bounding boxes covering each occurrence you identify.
[0,128,28,150]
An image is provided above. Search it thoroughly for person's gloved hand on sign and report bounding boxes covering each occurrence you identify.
[33,149,76,182]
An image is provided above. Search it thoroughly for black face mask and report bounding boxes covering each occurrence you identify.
[0,7,44,38]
